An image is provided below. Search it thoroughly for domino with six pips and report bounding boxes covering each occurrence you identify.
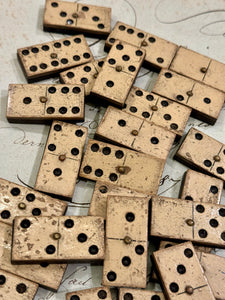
[3,0,225,298]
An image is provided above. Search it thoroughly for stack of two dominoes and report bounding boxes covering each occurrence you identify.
[3,0,225,299]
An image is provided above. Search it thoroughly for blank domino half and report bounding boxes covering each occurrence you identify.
[105,21,178,70]
[7,84,84,122]
[88,181,150,219]
[0,269,38,300]
[170,46,225,93]
[150,196,225,248]
[60,59,105,96]
[17,34,93,82]
[123,86,191,137]
[0,177,67,226]
[175,127,225,182]
[91,40,145,107]
[103,196,149,288]
[0,222,67,291]
[35,121,87,199]
[152,69,225,125]
[96,106,175,160]
[12,216,105,263]
[152,242,215,300]
[44,0,111,36]
[66,287,112,300]
[180,169,223,204]
[79,139,165,194]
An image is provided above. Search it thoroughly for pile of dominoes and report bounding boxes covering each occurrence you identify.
[1,0,225,299]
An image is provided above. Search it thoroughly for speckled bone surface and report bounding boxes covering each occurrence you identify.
[66,287,112,300]
[0,222,67,291]
[123,86,191,137]
[12,216,105,263]
[0,177,67,226]
[180,169,223,204]
[17,34,93,82]
[103,196,149,288]
[175,127,225,182]
[91,40,145,106]
[35,120,88,199]
[105,21,178,70]
[152,242,215,300]
[44,0,111,36]
[96,106,175,160]
[150,196,225,248]
[7,84,84,122]
[79,139,165,194]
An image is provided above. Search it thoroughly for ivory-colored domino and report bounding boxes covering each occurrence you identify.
[0,178,67,226]
[79,139,165,194]
[0,222,67,291]
[12,216,104,263]
[105,21,178,70]
[123,86,191,137]
[17,34,93,82]
[7,84,84,122]
[180,169,223,204]
[96,106,175,160]
[0,269,38,300]
[152,242,215,300]
[103,196,149,288]
[151,240,211,282]
[66,287,112,300]
[150,196,225,248]
[60,59,105,96]
[170,46,225,93]
[91,40,145,107]
[197,252,225,300]
[44,0,111,36]
[119,288,165,300]
[152,69,225,124]
[88,181,150,219]
[175,127,225,182]
[35,121,87,199]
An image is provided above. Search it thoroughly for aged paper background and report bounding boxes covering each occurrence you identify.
[0,0,225,299]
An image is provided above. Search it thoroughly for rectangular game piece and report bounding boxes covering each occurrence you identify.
[60,59,105,96]
[44,0,111,36]
[197,252,225,300]
[17,34,93,82]
[0,222,67,291]
[35,121,88,199]
[96,106,175,160]
[150,196,225,248]
[170,46,225,93]
[152,242,215,300]
[12,216,105,263]
[0,177,67,226]
[152,69,225,124]
[175,127,225,182]
[150,240,211,282]
[105,21,178,70]
[7,84,84,123]
[79,139,165,194]
[180,169,223,204]
[88,181,150,219]
[103,196,149,288]
[66,287,112,300]
[123,86,191,137]
[91,40,145,107]
[0,269,38,300]
[119,288,165,300]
